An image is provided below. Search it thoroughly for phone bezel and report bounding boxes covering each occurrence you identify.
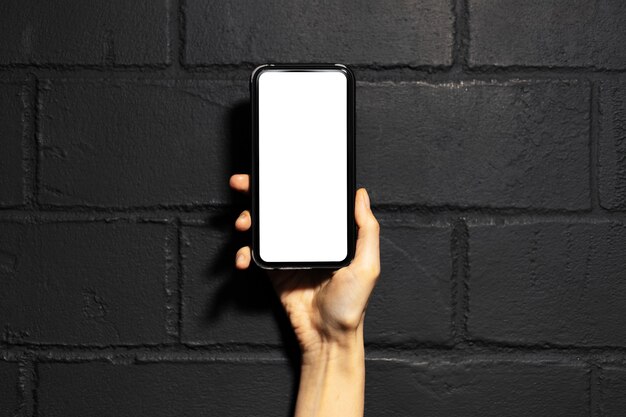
[250,63,356,270]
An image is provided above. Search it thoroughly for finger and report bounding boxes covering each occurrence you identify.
[235,210,251,232]
[235,246,251,270]
[350,188,380,279]
[229,174,250,194]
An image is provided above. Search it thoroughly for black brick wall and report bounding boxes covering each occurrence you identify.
[0,1,624,416]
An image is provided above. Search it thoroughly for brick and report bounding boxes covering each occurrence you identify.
[468,222,626,346]
[37,359,589,417]
[468,0,626,69]
[598,366,626,417]
[37,361,292,417]
[357,81,590,209]
[0,82,26,206]
[0,0,169,66]
[180,223,289,345]
[181,221,452,345]
[0,221,174,345]
[366,359,588,417]
[39,80,247,207]
[184,0,453,67]
[599,80,626,210]
[0,361,20,416]
[366,222,452,344]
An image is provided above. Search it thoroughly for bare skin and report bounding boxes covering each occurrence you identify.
[230,174,381,417]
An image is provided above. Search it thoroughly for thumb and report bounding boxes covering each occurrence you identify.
[351,188,380,278]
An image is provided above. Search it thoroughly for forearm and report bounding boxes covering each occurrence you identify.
[294,331,365,417]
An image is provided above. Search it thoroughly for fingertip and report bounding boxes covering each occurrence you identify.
[229,174,250,193]
[360,187,370,209]
[356,188,372,212]
[235,210,251,231]
[355,188,364,213]
[353,188,380,269]
[355,188,377,228]
[235,246,251,269]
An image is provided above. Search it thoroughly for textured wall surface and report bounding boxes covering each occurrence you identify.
[0,1,625,416]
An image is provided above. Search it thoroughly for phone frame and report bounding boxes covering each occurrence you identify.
[250,63,356,270]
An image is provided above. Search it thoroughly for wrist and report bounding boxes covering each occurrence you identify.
[296,329,365,417]
[301,327,365,368]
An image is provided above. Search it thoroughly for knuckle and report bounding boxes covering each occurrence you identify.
[355,262,381,281]
[369,217,380,233]
[333,311,364,332]
[371,264,381,280]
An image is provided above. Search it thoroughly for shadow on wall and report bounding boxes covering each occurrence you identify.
[202,100,300,414]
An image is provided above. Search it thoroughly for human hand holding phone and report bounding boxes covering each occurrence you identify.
[229,173,380,417]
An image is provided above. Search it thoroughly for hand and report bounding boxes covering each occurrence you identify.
[229,174,381,360]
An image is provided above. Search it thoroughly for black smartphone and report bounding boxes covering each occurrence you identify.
[250,63,356,269]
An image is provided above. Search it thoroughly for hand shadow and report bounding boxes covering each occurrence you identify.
[202,99,300,415]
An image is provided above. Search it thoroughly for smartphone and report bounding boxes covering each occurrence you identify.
[250,63,356,269]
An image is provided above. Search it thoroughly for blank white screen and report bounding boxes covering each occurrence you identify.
[258,70,347,263]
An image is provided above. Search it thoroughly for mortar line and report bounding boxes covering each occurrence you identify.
[164,220,180,339]
[20,75,37,209]
[589,363,598,417]
[176,218,185,344]
[0,203,604,215]
[17,355,36,417]
[7,344,626,364]
[32,77,41,209]
[32,361,39,417]
[161,0,182,76]
[451,0,469,72]
[3,208,626,225]
[450,218,469,343]
[590,80,602,213]
[178,0,186,70]
[168,0,176,70]
[2,65,626,80]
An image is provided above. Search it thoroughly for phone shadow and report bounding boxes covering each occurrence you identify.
[201,99,300,415]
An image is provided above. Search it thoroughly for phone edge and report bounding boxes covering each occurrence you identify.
[250,63,356,270]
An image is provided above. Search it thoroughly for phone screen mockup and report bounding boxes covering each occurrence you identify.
[251,64,355,269]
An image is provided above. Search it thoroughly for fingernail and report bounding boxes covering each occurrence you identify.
[238,212,246,221]
[363,189,370,209]
[236,253,245,264]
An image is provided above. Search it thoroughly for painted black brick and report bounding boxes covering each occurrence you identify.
[366,221,452,345]
[0,361,20,416]
[180,222,289,345]
[39,80,247,207]
[357,80,590,209]
[183,0,454,67]
[599,80,626,210]
[181,220,453,345]
[0,221,175,345]
[467,222,626,346]
[598,366,626,417]
[468,0,626,69]
[366,359,589,417]
[0,82,26,207]
[0,1,620,415]
[0,0,169,66]
[37,361,292,417]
